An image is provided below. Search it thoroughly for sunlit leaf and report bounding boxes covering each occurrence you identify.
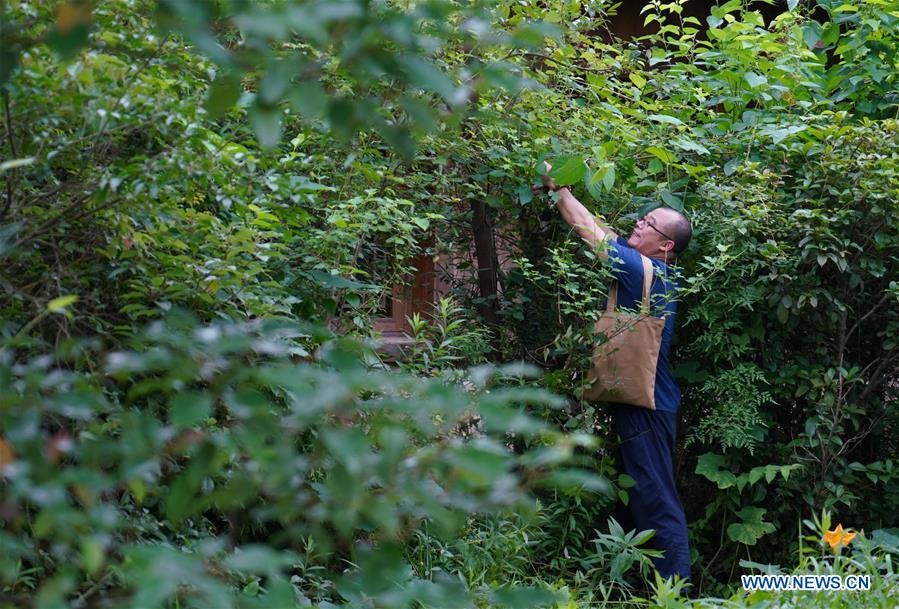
[645,146,677,164]
[47,295,78,312]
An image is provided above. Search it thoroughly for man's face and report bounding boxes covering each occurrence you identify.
[626,208,675,257]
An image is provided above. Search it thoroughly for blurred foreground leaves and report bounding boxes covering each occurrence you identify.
[0,313,601,607]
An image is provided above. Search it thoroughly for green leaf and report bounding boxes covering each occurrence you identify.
[647,113,684,126]
[262,577,302,608]
[490,586,560,609]
[166,472,197,525]
[766,125,807,144]
[320,428,371,475]
[548,156,587,186]
[541,469,610,494]
[727,507,776,545]
[250,106,283,149]
[629,72,647,89]
[288,82,328,118]
[48,295,78,312]
[781,465,798,482]
[34,573,77,609]
[447,446,510,487]
[724,158,739,176]
[748,466,765,485]
[204,73,242,118]
[128,479,147,505]
[660,190,683,211]
[585,165,606,199]
[695,453,736,489]
[610,552,633,581]
[259,59,293,105]
[714,0,743,16]
[802,22,823,50]
[518,183,534,204]
[373,123,415,160]
[739,559,783,574]
[602,163,616,192]
[744,72,768,88]
[631,529,655,546]
[618,474,636,488]
[821,22,840,46]
[400,95,438,133]
[170,392,212,429]
[81,536,105,576]
[777,303,789,324]
[224,546,296,574]
[645,146,677,164]
[397,55,457,104]
[672,136,710,155]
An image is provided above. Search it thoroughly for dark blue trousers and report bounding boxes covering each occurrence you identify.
[610,403,692,581]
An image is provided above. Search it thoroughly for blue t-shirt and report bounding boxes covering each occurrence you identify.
[606,236,681,412]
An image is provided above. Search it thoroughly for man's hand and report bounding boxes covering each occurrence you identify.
[536,159,617,254]
[541,161,557,192]
[532,160,557,197]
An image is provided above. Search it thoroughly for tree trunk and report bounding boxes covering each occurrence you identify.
[470,199,498,327]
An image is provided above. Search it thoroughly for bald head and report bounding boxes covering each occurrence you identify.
[656,207,692,255]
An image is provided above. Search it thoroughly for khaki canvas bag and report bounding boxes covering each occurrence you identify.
[581,255,666,410]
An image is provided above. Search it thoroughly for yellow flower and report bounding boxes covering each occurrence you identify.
[823,524,856,552]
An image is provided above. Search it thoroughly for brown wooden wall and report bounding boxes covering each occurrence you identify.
[604,1,791,40]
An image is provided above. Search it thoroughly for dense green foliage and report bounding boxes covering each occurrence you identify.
[1,0,898,607]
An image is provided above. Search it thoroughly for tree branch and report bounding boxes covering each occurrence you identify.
[858,349,899,403]
[1,89,19,221]
[845,292,889,340]
[13,191,122,247]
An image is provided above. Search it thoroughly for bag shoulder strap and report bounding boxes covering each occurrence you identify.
[640,255,653,313]
[606,281,618,312]
[605,255,655,313]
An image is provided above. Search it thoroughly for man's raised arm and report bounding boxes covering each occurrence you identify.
[542,164,619,257]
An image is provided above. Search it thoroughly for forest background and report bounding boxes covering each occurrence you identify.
[1,0,898,607]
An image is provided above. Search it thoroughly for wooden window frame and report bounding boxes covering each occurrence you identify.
[372,251,437,345]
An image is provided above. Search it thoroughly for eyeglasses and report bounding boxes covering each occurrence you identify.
[637,216,675,243]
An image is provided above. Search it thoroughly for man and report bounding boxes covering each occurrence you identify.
[541,168,693,583]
